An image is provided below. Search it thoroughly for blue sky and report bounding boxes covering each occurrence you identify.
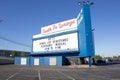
[0,0,120,57]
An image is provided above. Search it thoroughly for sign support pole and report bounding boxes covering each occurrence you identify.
[88,56,92,67]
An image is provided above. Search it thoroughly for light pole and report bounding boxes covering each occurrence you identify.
[78,1,94,6]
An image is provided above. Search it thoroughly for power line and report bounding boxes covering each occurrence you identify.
[0,36,31,48]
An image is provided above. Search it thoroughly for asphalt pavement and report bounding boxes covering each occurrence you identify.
[0,64,120,80]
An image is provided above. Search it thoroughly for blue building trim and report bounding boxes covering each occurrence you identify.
[31,52,79,58]
[30,57,41,66]
[14,57,21,65]
[31,49,79,54]
[46,56,62,66]
[33,29,77,40]
[15,57,30,65]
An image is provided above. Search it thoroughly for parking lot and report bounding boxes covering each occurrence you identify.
[0,64,120,80]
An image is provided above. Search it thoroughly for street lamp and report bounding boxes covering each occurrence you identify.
[78,1,94,6]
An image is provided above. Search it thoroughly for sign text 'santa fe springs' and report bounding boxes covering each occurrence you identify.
[33,33,78,52]
[41,19,77,35]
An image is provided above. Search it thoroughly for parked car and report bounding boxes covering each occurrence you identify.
[97,59,106,64]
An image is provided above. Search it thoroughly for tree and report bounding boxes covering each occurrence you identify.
[12,50,17,57]
[113,56,118,58]
[118,55,120,58]
[94,55,102,61]
[105,57,112,61]
[21,52,26,57]
[113,55,120,58]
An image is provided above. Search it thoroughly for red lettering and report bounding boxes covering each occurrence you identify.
[42,19,75,34]
[52,25,57,30]
[58,20,75,28]
[69,20,75,27]
[42,27,52,33]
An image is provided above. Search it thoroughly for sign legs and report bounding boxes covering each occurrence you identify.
[88,56,92,67]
